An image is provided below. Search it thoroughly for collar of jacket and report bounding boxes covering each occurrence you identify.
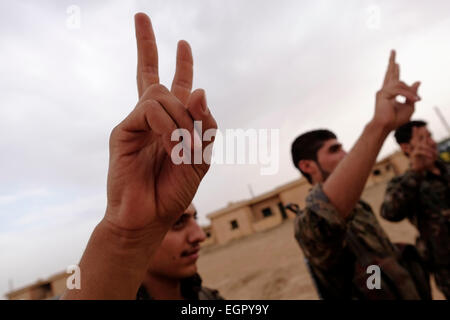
[136,273,203,300]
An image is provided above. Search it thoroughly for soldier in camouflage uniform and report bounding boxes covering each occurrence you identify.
[290,51,430,299]
[381,121,450,299]
[137,273,223,300]
[137,204,224,300]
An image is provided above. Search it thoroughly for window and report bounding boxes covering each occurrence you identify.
[230,220,239,230]
[262,207,273,218]
[206,231,211,238]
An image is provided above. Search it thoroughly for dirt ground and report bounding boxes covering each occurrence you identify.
[198,215,446,300]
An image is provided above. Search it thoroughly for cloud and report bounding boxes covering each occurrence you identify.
[1,0,450,298]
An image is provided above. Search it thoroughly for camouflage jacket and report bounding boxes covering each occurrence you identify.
[381,161,450,268]
[294,184,426,300]
[136,273,224,300]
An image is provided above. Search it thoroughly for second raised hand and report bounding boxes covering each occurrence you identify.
[374,50,421,132]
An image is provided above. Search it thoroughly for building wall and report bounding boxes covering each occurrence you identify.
[279,182,311,213]
[366,161,397,187]
[210,206,254,245]
[51,274,69,297]
[7,290,32,300]
[250,197,284,232]
[389,151,410,175]
[29,284,52,300]
[201,226,217,247]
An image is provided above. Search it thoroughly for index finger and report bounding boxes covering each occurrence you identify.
[383,50,396,86]
[135,13,159,98]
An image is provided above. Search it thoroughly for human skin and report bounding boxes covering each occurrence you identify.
[141,204,207,300]
[302,51,421,219]
[61,13,217,300]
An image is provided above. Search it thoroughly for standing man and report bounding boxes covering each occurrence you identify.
[291,51,430,299]
[381,121,450,299]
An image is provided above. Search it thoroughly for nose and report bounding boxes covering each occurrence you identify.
[187,220,206,244]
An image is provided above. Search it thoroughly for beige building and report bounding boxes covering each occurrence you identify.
[205,150,410,246]
[6,271,68,300]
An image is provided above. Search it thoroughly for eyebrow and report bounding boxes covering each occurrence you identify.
[328,143,342,152]
[179,211,197,219]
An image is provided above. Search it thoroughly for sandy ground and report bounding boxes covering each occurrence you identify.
[197,182,446,300]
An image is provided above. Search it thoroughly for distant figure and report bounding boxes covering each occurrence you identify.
[290,51,430,299]
[381,121,450,299]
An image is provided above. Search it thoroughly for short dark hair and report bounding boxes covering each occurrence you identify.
[291,130,336,183]
[394,120,427,144]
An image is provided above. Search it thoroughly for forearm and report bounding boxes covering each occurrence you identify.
[323,120,389,219]
[61,216,168,300]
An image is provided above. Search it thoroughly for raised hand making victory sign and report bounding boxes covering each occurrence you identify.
[62,13,217,300]
[107,13,217,232]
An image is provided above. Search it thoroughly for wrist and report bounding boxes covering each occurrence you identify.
[97,215,169,259]
[365,120,391,142]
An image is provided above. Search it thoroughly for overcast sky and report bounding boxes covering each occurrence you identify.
[1,0,450,299]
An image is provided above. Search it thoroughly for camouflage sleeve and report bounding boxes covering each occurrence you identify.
[198,287,225,300]
[380,171,423,222]
[294,184,348,270]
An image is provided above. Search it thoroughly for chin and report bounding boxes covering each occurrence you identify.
[179,265,198,279]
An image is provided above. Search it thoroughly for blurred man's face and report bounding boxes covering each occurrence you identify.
[404,126,437,156]
[315,139,347,182]
[147,204,206,279]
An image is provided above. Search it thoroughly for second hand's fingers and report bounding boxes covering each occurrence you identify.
[415,149,436,160]
[411,81,421,94]
[411,126,420,144]
[383,86,420,102]
[171,40,193,105]
[394,63,400,81]
[135,13,159,98]
[405,82,421,105]
[383,50,396,86]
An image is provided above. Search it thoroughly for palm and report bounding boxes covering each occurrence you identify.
[105,13,216,231]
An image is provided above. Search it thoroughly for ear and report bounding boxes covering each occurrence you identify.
[399,143,412,156]
[299,160,316,175]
